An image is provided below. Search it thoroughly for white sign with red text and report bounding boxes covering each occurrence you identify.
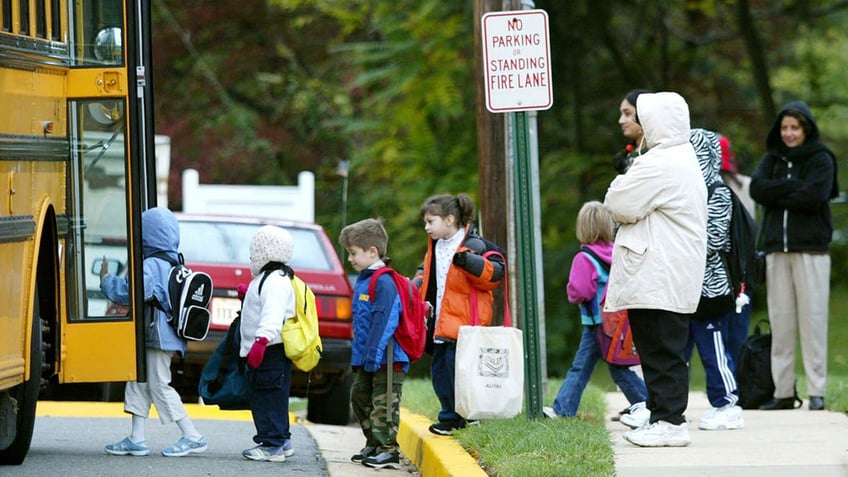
[482,9,553,113]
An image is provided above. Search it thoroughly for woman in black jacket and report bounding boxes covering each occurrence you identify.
[750,101,839,412]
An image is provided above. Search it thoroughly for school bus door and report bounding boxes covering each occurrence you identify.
[60,3,146,385]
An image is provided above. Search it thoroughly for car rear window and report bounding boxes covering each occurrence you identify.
[178,221,333,271]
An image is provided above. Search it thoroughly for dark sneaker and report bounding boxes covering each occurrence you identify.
[351,446,376,463]
[428,421,465,436]
[362,451,400,469]
[809,396,825,411]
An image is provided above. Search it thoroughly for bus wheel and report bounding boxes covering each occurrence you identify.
[0,290,43,465]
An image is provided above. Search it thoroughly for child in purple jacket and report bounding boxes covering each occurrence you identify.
[543,201,648,426]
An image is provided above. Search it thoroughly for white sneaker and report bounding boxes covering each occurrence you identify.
[623,420,691,447]
[542,406,559,419]
[698,405,744,430]
[619,401,650,429]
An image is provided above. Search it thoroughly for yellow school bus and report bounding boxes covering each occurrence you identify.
[0,0,155,465]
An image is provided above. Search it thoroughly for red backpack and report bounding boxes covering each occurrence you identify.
[368,267,429,362]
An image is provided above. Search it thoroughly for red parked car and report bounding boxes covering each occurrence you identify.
[175,213,353,425]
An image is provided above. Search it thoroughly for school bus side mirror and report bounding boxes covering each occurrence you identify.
[94,27,123,65]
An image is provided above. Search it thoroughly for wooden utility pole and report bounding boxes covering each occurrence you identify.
[474,0,509,324]
[474,0,548,415]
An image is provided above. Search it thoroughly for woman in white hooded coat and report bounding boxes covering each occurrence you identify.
[604,91,707,447]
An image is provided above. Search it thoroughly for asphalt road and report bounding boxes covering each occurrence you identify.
[5,416,325,476]
[2,402,418,477]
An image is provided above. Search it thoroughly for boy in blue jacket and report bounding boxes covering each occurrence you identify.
[339,218,409,470]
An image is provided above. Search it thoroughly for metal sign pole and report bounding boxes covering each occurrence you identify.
[482,7,550,420]
[511,110,543,419]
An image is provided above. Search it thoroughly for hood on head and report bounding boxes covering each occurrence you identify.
[636,92,691,150]
[766,100,819,152]
[719,135,738,173]
[249,225,294,276]
[690,128,722,186]
[141,207,179,258]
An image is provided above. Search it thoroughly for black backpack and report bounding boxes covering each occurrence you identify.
[735,320,775,409]
[151,252,213,341]
[736,320,804,409]
[708,182,761,293]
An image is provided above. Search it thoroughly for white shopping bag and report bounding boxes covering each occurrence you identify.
[454,324,524,420]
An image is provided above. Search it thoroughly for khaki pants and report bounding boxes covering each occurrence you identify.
[124,348,188,424]
[766,252,830,398]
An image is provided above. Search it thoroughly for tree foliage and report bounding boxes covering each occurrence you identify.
[151,0,848,375]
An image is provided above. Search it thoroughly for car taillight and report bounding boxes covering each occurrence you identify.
[316,295,351,321]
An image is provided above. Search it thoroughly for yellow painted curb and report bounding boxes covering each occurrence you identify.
[398,409,487,477]
[36,401,286,423]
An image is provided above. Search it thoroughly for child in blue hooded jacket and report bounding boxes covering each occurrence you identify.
[101,207,207,457]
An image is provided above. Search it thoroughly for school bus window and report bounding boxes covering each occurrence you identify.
[19,0,29,35]
[36,0,45,38]
[50,0,59,40]
[67,99,131,320]
[2,0,10,32]
[74,0,124,66]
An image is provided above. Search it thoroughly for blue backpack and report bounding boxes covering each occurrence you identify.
[576,247,608,325]
[198,314,250,410]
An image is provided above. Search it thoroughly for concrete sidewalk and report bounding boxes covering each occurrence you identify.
[606,391,848,477]
[312,392,848,477]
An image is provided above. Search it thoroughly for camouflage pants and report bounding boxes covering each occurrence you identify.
[351,367,405,453]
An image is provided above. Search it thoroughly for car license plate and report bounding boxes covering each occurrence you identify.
[211,297,241,327]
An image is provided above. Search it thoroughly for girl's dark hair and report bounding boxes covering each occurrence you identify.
[420,193,474,226]
[260,261,294,278]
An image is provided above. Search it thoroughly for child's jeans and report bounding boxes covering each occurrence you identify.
[431,342,465,425]
[552,325,647,417]
[248,344,292,447]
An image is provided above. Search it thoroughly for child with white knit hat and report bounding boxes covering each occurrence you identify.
[239,225,297,462]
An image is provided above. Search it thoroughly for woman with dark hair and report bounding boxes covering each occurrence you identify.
[613,89,653,174]
[750,101,838,412]
[604,92,707,447]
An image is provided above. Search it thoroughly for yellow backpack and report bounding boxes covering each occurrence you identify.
[259,272,322,372]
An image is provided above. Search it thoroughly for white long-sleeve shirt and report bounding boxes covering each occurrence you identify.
[239,270,296,357]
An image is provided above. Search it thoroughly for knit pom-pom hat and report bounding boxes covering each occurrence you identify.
[249,225,294,276]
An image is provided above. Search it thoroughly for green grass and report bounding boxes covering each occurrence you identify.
[399,285,848,476]
[401,377,614,477]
